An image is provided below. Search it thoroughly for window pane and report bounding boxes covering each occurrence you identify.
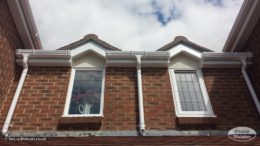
[69,70,103,115]
[175,71,206,111]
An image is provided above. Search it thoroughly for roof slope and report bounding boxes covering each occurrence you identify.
[58,34,121,51]
[157,36,213,52]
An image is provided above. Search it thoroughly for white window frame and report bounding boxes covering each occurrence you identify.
[62,67,105,117]
[169,69,215,117]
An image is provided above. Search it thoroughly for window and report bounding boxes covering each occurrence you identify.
[63,68,105,117]
[170,69,215,117]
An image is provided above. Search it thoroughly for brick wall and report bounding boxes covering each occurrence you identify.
[242,19,260,99]
[102,68,138,131]
[203,68,260,129]
[1,67,260,132]
[0,67,71,131]
[0,0,24,104]
[142,68,176,130]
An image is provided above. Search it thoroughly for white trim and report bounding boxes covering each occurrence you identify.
[62,68,76,116]
[7,0,42,49]
[201,52,253,68]
[169,69,215,117]
[100,68,106,117]
[223,0,260,52]
[71,42,106,58]
[62,67,105,117]
[169,44,202,59]
[106,51,170,67]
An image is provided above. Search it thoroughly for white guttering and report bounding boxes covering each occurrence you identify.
[223,0,260,52]
[7,0,43,49]
[201,52,252,68]
[240,57,260,115]
[106,51,170,67]
[2,54,29,136]
[135,55,146,136]
[16,49,71,67]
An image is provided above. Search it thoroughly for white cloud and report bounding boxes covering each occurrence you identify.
[29,0,243,52]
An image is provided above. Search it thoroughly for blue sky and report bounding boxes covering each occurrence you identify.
[29,0,243,52]
[151,0,181,26]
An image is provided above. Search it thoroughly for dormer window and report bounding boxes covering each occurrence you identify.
[62,51,106,117]
[170,69,215,117]
[169,52,215,117]
[68,69,104,115]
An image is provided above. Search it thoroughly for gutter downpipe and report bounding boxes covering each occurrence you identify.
[2,54,29,136]
[135,55,146,136]
[240,57,260,115]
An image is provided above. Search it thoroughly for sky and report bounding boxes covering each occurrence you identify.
[29,0,243,52]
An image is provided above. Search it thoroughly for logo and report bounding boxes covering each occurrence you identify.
[228,127,256,142]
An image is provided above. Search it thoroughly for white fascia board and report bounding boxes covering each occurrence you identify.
[16,49,71,58]
[106,51,170,67]
[7,0,42,49]
[223,0,260,52]
[202,52,252,61]
[28,59,71,67]
[202,61,242,68]
[16,49,71,67]
[201,52,252,68]
[169,44,202,59]
[106,51,169,58]
[106,60,169,68]
[7,0,34,49]
[71,42,106,58]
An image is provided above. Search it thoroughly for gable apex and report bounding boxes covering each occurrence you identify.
[168,44,203,59]
[58,34,121,51]
[57,34,121,58]
[157,36,213,52]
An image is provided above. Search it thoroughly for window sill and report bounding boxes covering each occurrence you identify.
[59,116,104,125]
[176,114,217,118]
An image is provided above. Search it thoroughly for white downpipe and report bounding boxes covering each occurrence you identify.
[135,55,146,136]
[2,55,29,136]
[240,57,260,115]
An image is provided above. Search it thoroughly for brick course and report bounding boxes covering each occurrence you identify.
[0,0,24,104]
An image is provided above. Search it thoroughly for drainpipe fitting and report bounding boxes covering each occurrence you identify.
[135,55,146,136]
[240,57,260,115]
[2,54,29,136]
